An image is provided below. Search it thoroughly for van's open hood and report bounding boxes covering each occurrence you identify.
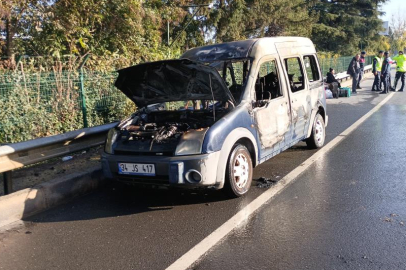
[115,59,236,108]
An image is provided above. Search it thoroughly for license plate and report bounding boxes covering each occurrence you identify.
[118,163,155,176]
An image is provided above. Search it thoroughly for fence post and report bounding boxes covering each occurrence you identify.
[342,57,345,73]
[79,54,90,128]
[3,171,13,195]
[15,55,23,69]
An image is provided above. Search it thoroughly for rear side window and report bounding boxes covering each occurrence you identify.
[303,55,320,82]
[284,57,305,92]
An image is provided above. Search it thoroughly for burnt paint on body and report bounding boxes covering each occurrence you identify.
[202,104,259,155]
[201,101,298,166]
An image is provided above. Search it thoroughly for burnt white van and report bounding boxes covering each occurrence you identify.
[102,37,328,197]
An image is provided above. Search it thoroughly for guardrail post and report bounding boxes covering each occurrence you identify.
[79,54,90,128]
[3,171,13,195]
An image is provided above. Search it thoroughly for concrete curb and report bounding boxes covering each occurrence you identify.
[0,166,105,228]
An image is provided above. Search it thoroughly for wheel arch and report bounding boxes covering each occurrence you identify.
[235,137,257,167]
[318,105,326,122]
[215,128,258,189]
[306,103,326,138]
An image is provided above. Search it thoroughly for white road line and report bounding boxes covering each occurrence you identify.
[166,93,395,270]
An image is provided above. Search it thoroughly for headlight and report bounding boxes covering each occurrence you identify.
[105,128,119,154]
[175,128,208,156]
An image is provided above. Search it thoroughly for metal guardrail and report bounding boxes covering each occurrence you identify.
[332,64,373,82]
[0,122,118,195]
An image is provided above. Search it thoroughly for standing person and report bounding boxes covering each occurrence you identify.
[347,54,361,94]
[357,51,366,89]
[372,50,384,91]
[380,51,391,94]
[391,50,406,92]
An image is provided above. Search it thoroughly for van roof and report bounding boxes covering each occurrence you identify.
[181,37,314,62]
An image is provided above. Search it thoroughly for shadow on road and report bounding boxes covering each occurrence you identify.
[23,181,236,224]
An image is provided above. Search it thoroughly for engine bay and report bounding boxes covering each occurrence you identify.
[114,106,230,154]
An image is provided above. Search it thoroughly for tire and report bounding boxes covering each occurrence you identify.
[224,144,253,197]
[306,113,326,149]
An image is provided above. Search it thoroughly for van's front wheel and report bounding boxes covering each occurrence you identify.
[224,144,253,197]
[306,113,326,149]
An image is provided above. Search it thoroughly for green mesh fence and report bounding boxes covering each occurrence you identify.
[319,55,374,76]
[0,55,374,143]
[0,70,134,143]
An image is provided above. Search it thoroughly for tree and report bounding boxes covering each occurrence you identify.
[0,0,392,63]
[307,0,389,54]
[1,0,193,63]
[0,0,44,57]
[244,0,316,38]
[34,0,166,60]
[187,0,315,43]
[389,9,406,53]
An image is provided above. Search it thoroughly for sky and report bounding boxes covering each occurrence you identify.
[380,0,405,22]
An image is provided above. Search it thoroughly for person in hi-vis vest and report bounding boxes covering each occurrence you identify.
[372,50,384,92]
[391,51,406,92]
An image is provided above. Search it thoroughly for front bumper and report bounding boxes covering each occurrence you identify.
[101,151,221,187]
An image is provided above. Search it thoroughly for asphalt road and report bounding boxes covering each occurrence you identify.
[1,70,405,270]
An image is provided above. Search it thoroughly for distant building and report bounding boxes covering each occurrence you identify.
[380,21,390,36]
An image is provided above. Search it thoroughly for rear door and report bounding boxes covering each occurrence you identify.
[282,56,311,141]
[302,53,324,130]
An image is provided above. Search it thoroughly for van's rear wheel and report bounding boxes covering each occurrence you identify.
[306,113,325,149]
[224,144,253,197]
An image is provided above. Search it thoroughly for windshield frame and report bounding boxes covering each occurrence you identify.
[201,57,253,105]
